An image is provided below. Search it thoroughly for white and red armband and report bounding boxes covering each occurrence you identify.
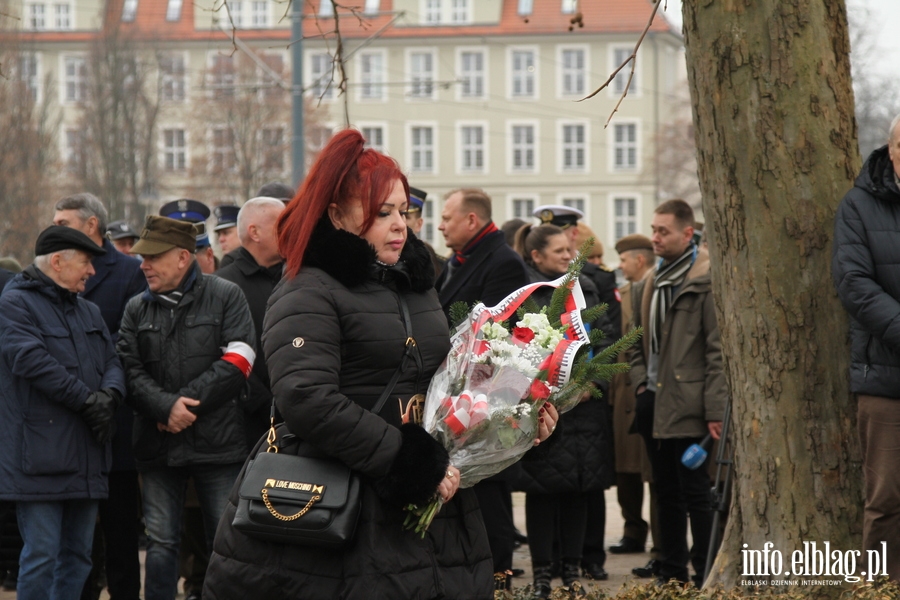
[220,341,256,378]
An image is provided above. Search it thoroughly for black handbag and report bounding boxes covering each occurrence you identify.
[232,296,418,548]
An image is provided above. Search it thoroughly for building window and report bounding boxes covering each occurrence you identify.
[460,125,484,171]
[55,3,70,28]
[258,52,283,98]
[562,124,585,171]
[163,129,186,171]
[364,0,379,14]
[359,52,384,100]
[160,54,186,102]
[562,197,585,214]
[211,127,235,172]
[421,0,469,24]
[121,0,138,21]
[307,125,332,167]
[614,197,638,240]
[319,0,333,16]
[64,56,86,103]
[28,3,45,29]
[517,0,533,15]
[65,128,85,173]
[451,0,468,22]
[251,1,268,26]
[17,54,39,102]
[210,55,235,99]
[166,0,183,21]
[411,126,434,172]
[512,198,535,219]
[459,51,484,98]
[409,51,434,98]
[511,50,535,98]
[26,2,72,30]
[423,199,435,243]
[310,52,333,99]
[561,0,576,13]
[512,125,535,171]
[361,126,384,152]
[561,48,585,96]
[261,127,284,170]
[613,47,636,94]
[613,123,638,170]
[423,0,440,23]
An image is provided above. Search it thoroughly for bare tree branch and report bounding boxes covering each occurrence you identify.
[578,0,664,128]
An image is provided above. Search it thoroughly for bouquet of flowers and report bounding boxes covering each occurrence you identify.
[404,252,641,536]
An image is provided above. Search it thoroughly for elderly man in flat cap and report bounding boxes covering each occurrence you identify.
[0,226,125,599]
[116,216,255,600]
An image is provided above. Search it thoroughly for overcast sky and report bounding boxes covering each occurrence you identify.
[661,0,899,77]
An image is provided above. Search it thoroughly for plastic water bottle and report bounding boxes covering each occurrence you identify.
[681,434,712,470]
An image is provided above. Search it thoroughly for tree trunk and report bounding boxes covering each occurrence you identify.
[682,0,864,591]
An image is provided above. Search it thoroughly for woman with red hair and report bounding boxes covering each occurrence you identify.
[204,129,556,599]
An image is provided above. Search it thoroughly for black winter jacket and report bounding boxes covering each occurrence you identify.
[514,266,616,494]
[203,222,493,600]
[833,145,900,398]
[116,262,256,468]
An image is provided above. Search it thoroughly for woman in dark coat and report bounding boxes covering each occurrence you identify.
[203,130,556,600]
[513,224,616,599]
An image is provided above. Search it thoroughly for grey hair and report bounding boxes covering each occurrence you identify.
[54,193,109,234]
[237,197,286,243]
[890,114,900,144]
[35,249,77,271]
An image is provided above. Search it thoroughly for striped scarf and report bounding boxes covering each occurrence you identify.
[145,261,199,308]
[649,244,696,354]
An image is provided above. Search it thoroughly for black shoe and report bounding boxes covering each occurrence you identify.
[531,563,552,600]
[582,563,609,580]
[510,568,525,577]
[185,592,202,600]
[609,537,644,554]
[632,559,660,578]
[514,528,528,546]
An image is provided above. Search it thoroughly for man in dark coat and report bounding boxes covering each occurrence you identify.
[833,116,900,581]
[116,216,256,600]
[215,197,285,448]
[435,188,530,575]
[54,192,146,600]
[0,226,124,599]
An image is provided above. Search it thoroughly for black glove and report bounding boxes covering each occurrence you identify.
[78,389,120,445]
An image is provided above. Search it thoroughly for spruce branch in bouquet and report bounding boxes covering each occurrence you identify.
[403,242,640,536]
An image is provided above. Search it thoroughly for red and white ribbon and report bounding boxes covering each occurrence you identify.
[221,341,256,378]
[443,391,490,435]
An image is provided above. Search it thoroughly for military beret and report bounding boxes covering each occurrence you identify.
[614,234,653,254]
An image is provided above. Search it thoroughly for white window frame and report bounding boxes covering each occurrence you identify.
[27,2,46,30]
[507,193,539,221]
[610,44,641,98]
[558,120,589,173]
[260,125,286,172]
[456,121,488,174]
[256,50,285,99]
[607,193,642,243]
[318,0,334,16]
[507,120,539,174]
[419,0,470,24]
[54,2,71,29]
[165,0,183,21]
[407,122,438,174]
[160,52,188,103]
[508,46,538,100]
[364,0,380,14]
[17,52,42,104]
[121,0,138,21]
[561,0,576,13]
[406,48,437,101]
[609,119,641,173]
[207,52,236,99]
[456,46,486,100]
[517,0,533,16]
[556,193,589,222]
[161,126,188,172]
[356,49,386,101]
[249,0,269,27]
[61,54,86,104]
[557,44,588,98]
[357,122,389,153]
[308,51,334,100]
[208,126,236,174]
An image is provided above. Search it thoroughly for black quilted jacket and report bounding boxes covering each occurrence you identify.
[833,145,900,399]
[203,222,493,600]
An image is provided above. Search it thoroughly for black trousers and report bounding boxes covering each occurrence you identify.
[635,390,713,584]
[472,480,515,572]
[581,490,607,567]
[525,493,588,565]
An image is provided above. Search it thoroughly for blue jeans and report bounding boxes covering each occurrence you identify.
[140,463,241,600]
[16,499,99,600]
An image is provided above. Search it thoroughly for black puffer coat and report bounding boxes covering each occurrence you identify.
[833,145,900,399]
[514,266,616,494]
[203,223,494,600]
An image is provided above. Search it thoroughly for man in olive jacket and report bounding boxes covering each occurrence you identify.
[116,216,255,600]
[630,199,726,587]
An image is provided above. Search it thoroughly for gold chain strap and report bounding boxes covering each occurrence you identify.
[261,488,321,521]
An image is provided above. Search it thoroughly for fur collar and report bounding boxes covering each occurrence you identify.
[303,219,435,293]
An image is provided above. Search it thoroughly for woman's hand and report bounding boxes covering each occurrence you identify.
[535,402,559,445]
[437,465,461,503]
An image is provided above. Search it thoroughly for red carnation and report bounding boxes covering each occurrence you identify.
[512,327,535,345]
[530,379,550,400]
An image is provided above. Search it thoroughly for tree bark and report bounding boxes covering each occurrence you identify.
[682,0,864,591]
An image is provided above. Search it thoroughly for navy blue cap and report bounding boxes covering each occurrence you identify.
[160,199,211,224]
[213,205,240,232]
[408,187,427,212]
[194,222,211,249]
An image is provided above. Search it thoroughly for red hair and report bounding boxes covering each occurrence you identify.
[278,129,409,277]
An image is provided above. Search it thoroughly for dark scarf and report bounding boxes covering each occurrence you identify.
[144,261,199,308]
[649,244,696,354]
[449,221,498,267]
